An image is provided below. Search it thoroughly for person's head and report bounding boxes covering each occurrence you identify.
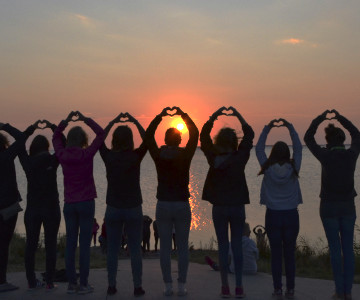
[214,127,238,153]
[325,123,345,147]
[111,126,134,151]
[165,128,181,147]
[29,135,50,156]
[258,141,298,176]
[66,126,88,148]
[243,222,251,237]
[0,132,9,152]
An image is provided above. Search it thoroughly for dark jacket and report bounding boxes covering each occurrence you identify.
[200,120,254,206]
[0,124,23,210]
[304,115,360,217]
[146,113,199,202]
[99,141,147,209]
[18,124,60,209]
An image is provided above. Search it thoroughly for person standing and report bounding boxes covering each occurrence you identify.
[0,122,24,293]
[256,118,302,299]
[100,112,147,297]
[200,106,254,298]
[53,111,105,294]
[18,120,62,291]
[304,109,360,300]
[145,106,199,296]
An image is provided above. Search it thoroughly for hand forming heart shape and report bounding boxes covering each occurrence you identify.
[325,111,336,120]
[71,113,80,122]
[119,116,129,123]
[221,107,234,116]
[273,119,285,127]
[166,107,178,117]
[37,120,47,130]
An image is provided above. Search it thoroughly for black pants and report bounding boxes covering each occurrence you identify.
[24,206,61,286]
[0,214,18,284]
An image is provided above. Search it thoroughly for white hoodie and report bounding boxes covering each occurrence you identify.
[256,124,303,210]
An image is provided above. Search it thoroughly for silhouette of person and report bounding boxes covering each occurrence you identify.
[153,220,159,251]
[0,122,25,293]
[100,112,147,297]
[53,111,105,294]
[142,215,153,252]
[304,109,360,300]
[92,218,100,247]
[256,118,302,299]
[200,106,254,298]
[253,225,267,253]
[18,120,62,290]
[145,106,199,296]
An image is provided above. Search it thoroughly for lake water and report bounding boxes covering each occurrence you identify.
[13,147,360,248]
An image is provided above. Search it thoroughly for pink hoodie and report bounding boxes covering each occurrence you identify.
[53,118,105,203]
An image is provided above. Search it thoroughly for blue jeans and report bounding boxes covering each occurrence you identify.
[105,205,143,288]
[321,214,356,295]
[265,208,299,290]
[63,200,95,286]
[212,205,245,288]
[156,201,191,284]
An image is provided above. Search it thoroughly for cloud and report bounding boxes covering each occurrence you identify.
[73,14,95,28]
[277,38,318,48]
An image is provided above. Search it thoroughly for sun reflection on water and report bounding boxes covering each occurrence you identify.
[188,173,211,231]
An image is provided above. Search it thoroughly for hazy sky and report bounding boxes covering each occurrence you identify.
[1,1,359,145]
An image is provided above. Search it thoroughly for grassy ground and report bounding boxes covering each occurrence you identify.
[7,228,360,284]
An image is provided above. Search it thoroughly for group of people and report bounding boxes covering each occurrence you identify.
[0,107,358,300]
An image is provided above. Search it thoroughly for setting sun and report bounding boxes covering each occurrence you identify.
[176,123,184,131]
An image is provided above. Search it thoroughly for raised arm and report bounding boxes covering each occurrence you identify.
[145,107,169,160]
[76,111,106,157]
[200,107,226,153]
[332,110,360,153]
[52,111,77,152]
[304,110,329,159]
[0,123,27,159]
[174,107,199,158]
[255,121,273,166]
[230,107,254,151]
[17,121,40,167]
[125,112,147,157]
[280,118,302,172]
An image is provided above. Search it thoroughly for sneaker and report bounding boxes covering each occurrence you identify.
[177,283,187,297]
[344,294,352,300]
[107,285,117,295]
[78,284,94,295]
[164,283,173,296]
[134,287,145,297]
[272,289,283,299]
[67,283,78,294]
[0,282,19,293]
[46,283,58,292]
[285,289,294,299]
[28,279,44,291]
[235,286,246,298]
[221,285,231,298]
[332,294,345,300]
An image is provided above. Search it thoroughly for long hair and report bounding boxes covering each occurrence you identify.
[29,135,50,156]
[111,125,134,151]
[66,126,88,148]
[0,132,9,152]
[165,128,181,146]
[258,141,298,177]
[214,127,238,153]
[325,123,345,147]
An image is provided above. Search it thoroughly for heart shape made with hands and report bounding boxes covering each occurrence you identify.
[166,107,178,117]
[71,113,80,122]
[273,119,285,127]
[221,107,234,116]
[37,121,47,130]
[119,116,129,123]
[325,112,336,120]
